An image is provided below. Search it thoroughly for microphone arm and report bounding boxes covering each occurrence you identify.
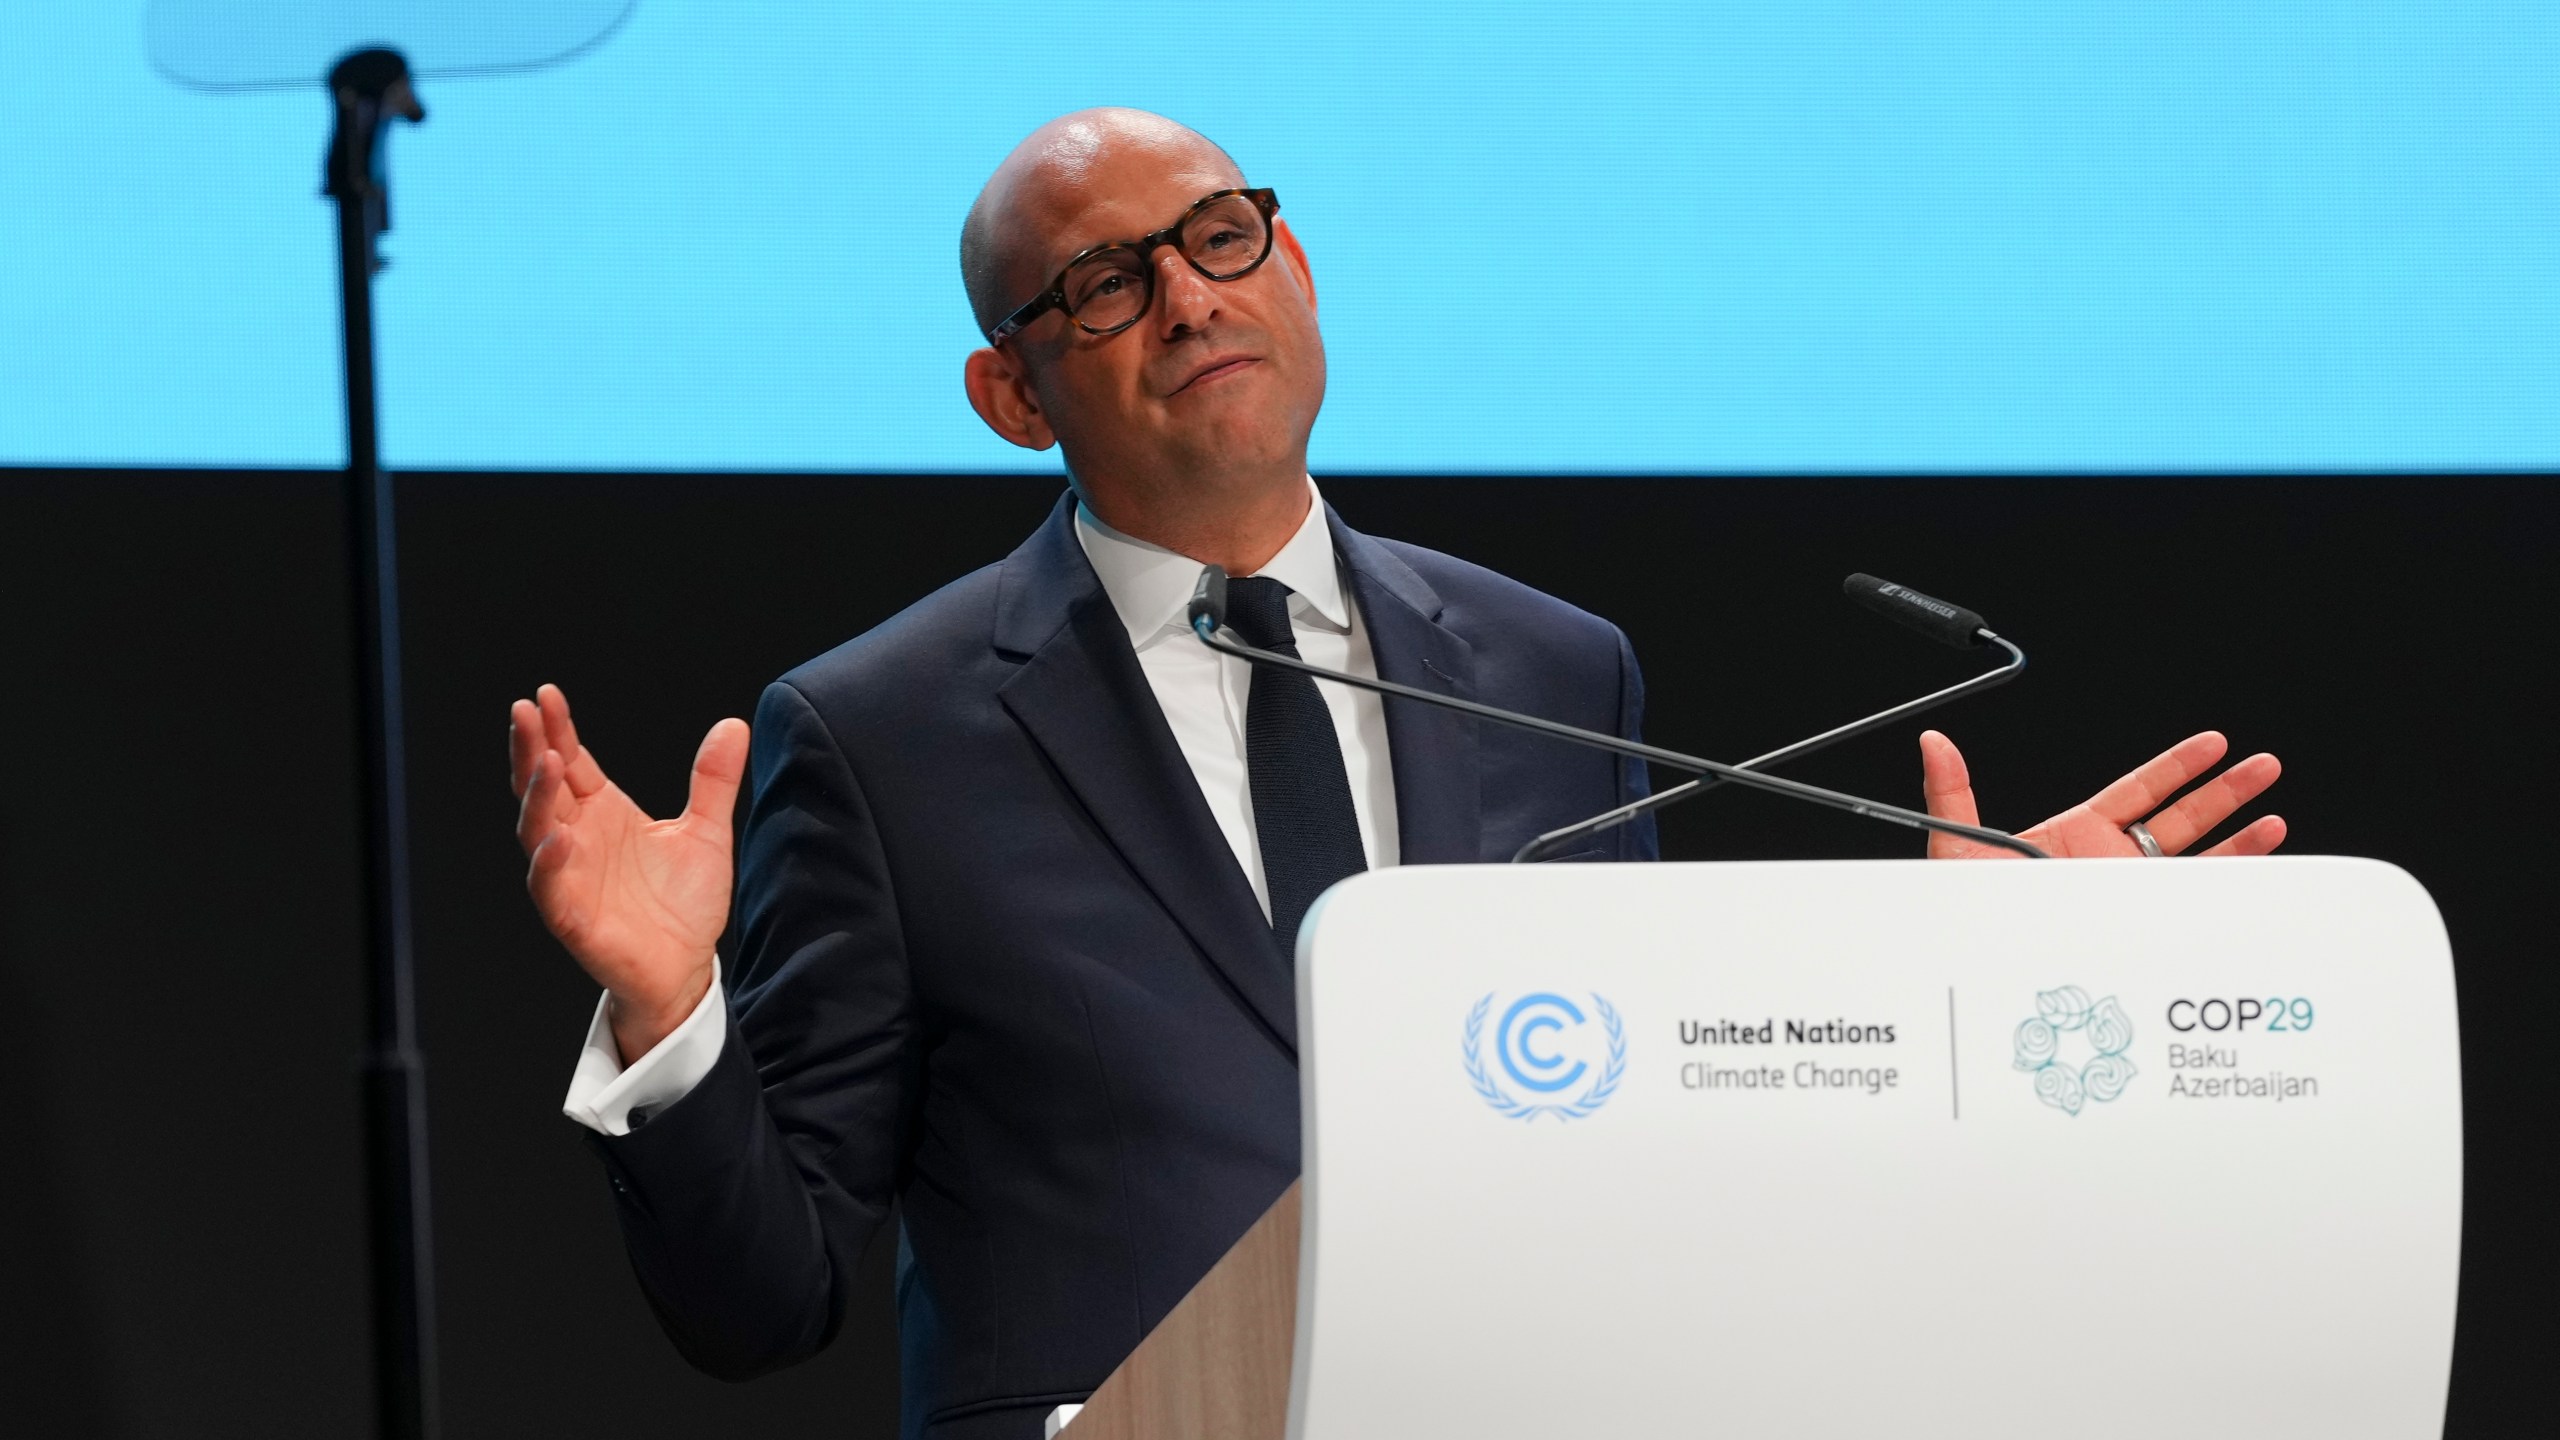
[1510,627,2025,861]
[1187,569,2046,859]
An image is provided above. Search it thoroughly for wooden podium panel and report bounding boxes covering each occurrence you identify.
[1061,1182,1299,1440]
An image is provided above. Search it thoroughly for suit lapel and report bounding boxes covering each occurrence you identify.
[994,496,1299,1056]
[1331,514,1485,865]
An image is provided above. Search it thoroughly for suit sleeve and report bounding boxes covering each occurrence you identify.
[1612,625,1661,862]
[583,679,918,1379]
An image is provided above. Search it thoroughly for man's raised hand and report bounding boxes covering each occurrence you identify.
[1919,729,2286,860]
[510,683,750,1063]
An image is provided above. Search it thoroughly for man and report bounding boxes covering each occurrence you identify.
[509,109,2283,1439]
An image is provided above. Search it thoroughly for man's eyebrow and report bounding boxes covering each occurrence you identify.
[1050,189,1222,267]
[1058,225,1130,261]
[1023,211,1123,281]
[1059,214,1154,262]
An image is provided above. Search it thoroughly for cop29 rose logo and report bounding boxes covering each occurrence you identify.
[2014,985,2137,1116]
[1462,991,1626,1121]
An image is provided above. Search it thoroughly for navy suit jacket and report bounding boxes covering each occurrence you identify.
[590,494,1655,1439]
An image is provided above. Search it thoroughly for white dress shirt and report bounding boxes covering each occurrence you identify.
[562,479,1396,1136]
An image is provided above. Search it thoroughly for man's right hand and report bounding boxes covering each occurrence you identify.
[510,683,750,1065]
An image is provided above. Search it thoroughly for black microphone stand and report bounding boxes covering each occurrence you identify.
[325,47,440,1440]
[1186,597,2046,859]
[1512,631,2026,861]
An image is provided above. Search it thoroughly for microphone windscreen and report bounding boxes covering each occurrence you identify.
[1843,573,1987,648]
[1188,565,1230,632]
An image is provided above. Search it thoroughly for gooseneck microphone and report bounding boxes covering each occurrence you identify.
[1841,572,1991,649]
[1510,574,2025,862]
[1187,566,2047,859]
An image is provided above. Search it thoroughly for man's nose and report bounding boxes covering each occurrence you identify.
[1150,248,1220,337]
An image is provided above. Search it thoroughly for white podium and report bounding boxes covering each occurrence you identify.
[1065,857,2462,1440]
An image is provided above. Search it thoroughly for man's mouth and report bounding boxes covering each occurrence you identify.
[1167,355,1259,396]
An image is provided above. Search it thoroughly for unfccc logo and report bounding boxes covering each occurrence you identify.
[1461,991,1627,1121]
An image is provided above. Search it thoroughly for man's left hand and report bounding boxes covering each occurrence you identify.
[1918,729,2285,860]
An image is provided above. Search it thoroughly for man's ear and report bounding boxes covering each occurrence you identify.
[963,345,1057,451]
[1274,217,1315,317]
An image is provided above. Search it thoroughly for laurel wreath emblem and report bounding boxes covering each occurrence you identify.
[1461,991,1627,1121]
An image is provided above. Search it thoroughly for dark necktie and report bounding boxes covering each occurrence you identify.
[1224,575,1369,957]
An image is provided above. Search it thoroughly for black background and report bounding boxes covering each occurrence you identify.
[3,468,2550,1436]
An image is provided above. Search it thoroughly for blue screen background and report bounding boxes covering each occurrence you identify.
[4,2,2556,473]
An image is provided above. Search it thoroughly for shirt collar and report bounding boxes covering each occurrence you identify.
[1074,478,1351,651]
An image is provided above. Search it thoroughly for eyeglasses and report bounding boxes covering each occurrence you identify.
[986,188,1280,345]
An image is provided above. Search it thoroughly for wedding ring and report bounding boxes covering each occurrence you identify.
[2124,819,2166,858]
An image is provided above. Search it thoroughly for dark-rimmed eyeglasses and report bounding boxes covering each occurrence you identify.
[986,188,1280,345]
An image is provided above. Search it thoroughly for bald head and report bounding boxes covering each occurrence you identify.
[956,106,1326,568]
[960,108,1244,336]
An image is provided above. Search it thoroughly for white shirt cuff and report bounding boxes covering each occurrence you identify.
[560,958,726,1137]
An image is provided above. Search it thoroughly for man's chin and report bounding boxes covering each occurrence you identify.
[1158,420,1301,482]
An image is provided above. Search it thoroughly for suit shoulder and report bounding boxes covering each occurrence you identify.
[1369,537,1628,651]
